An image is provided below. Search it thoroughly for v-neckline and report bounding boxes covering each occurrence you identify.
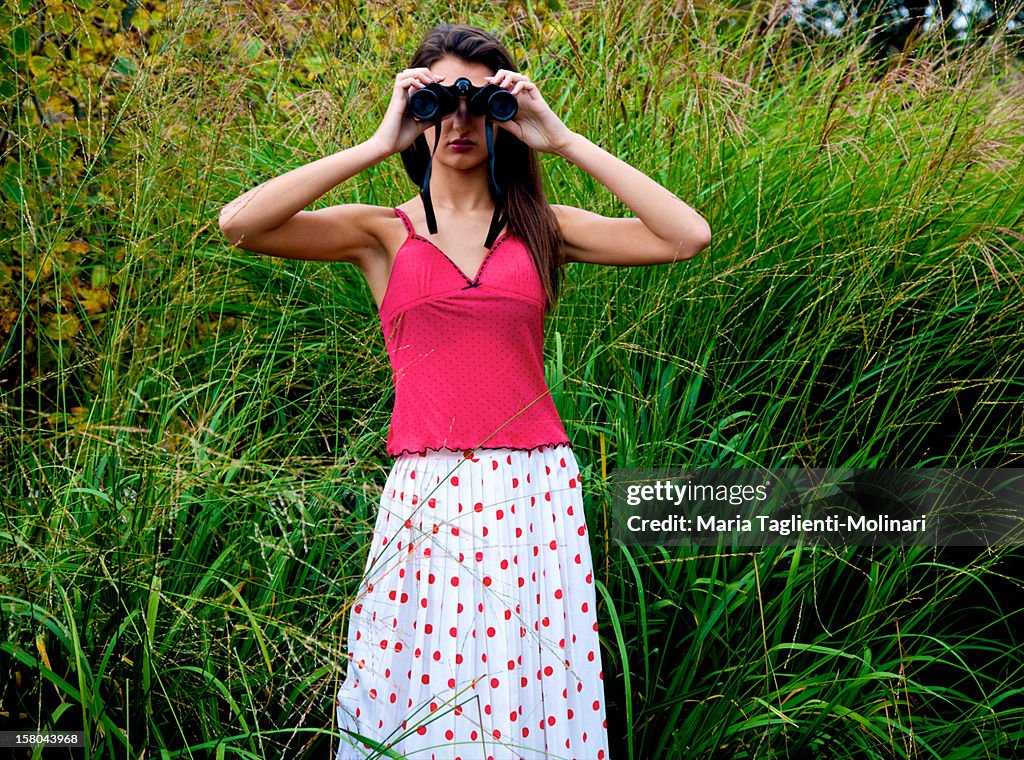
[394,207,508,287]
[417,234,507,286]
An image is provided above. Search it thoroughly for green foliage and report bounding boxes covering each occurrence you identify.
[2,0,1023,758]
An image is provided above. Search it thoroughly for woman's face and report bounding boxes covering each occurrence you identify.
[422,56,497,169]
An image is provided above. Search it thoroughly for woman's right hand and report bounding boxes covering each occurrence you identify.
[371,68,447,157]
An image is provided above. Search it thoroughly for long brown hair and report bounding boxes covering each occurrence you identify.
[400,23,564,308]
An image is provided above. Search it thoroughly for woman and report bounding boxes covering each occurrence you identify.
[219,22,710,760]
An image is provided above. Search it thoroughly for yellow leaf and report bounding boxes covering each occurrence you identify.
[29,56,53,76]
[133,8,153,34]
[25,258,54,281]
[69,240,90,254]
[79,287,109,314]
[36,635,52,671]
[44,312,80,341]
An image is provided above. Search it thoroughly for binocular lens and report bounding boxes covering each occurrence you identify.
[409,89,441,121]
[485,91,517,122]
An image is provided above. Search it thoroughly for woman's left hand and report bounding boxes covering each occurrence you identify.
[485,70,575,155]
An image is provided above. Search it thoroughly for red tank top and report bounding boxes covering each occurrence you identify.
[378,207,570,457]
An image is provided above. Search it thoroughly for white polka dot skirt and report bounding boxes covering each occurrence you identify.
[335,444,609,760]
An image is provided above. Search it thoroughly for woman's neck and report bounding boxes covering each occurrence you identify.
[424,162,494,212]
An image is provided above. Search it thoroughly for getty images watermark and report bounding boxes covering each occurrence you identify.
[610,469,1024,546]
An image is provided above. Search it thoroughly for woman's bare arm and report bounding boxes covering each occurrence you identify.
[217,139,391,264]
[217,67,445,264]
[553,133,711,266]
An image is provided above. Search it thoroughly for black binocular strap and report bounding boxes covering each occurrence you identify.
[419,119,508,249]
[483,120,507,249]
[420,126,442,235]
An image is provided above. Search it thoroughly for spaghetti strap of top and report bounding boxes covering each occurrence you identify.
[393,207,415,236]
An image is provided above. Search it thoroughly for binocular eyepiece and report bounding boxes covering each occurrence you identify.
[408,77,518,123]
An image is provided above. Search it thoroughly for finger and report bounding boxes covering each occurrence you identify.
[511,81,535,96]
[487,71,516,87]
[398,70,444,85]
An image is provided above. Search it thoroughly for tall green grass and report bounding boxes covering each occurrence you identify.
[3,0,1023,757]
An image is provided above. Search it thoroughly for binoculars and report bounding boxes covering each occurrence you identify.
[408,77,518,123]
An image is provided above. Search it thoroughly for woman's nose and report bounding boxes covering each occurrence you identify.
[452,99,472,125]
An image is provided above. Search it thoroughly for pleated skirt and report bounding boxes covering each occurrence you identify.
[334,444,609,760]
